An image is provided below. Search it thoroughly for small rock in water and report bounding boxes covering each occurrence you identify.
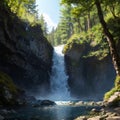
[75,101,84,106]
[40,100,56,106]
[33,100,56,107]
[96,101,103,106]
[91,108,100,113]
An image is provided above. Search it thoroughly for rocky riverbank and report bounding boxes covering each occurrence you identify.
[75,92,120,120]
[75,107,120,120]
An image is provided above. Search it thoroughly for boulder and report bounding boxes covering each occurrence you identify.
[40,100,56,106]
[107,92,120,107]
[33,100,56,107]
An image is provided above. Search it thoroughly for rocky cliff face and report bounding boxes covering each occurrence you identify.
[0,8,53,96]
[64,43,116,100]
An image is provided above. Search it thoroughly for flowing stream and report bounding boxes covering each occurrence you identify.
[50,45,70,100]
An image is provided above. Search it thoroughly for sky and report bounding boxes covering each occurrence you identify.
[36,0,60,31]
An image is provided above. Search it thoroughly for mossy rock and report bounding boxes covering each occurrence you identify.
[104,76,120,101]
[104,88,117,101]
[0,72,18,94]
[0,71,20,106]
[115,76,120,89]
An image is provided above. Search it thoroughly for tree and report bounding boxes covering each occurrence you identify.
[59,4,73,44]
[38,14,48,37]
[95,0,120,76]
[1,0,38,23]
[47,27,55,46]
[61,0,120,76]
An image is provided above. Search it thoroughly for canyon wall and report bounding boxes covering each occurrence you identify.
[0,8,53,95]
[64,43,116,100]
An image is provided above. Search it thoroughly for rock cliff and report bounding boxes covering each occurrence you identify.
[0,8,53,96]
[64,42,116,100]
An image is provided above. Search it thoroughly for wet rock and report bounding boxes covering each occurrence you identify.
[75,116,87,120]
[91,108,100,113]
[106,116,120,120]
[100,108,106,115]
[96,102,104,106]
[33,100,56,107]
[108,92,120,102]
[0,109,17,115]
[106,92,120,107]
[0,109,9,114]
[25,96,37,104]
[0,115,4,120]
[40,100,56,106]
[75,101,84,106]
[88,116,103,120]
[88,102,96,106]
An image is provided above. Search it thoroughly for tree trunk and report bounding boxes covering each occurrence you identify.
[84,17,87,31]
[87,12,91,29]
[95,0,120,76]
[77,18,83,32]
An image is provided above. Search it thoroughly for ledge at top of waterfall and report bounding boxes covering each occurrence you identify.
[49,45,71,101]
[54,45,64,56]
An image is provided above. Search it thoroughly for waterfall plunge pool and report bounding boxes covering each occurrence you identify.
[3,101,102,120]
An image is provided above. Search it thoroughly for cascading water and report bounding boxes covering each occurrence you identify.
[50,45,70,100]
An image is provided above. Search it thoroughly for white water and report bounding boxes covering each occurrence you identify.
[49,45,70,100]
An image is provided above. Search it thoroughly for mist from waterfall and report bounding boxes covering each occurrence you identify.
[49,45,70,100]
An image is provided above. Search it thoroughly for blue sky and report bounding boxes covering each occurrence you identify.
[36,0,60,31]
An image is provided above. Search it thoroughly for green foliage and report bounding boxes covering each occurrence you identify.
[63,32,88,53]
[84,24,109,60]
[48,4,74,46]
[104,76,120,100]
[63,24,109,61]
[1,0,38,24]
[104,88,117,101]
[115,76,120,89]
[60,0,120,61]
[107,17,120,42]
[38,14,48,37]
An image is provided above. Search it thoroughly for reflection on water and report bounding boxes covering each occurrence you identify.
[5,104,100,120]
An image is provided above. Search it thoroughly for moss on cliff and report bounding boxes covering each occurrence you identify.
[63,24,109,60]
[63,32,88,54]
[0,72,20,106]
[0,72,18,93]
[104,76,120,101]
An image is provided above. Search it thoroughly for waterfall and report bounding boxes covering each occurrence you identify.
[50,45,70,100]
